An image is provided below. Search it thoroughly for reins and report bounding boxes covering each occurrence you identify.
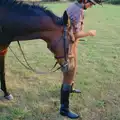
[9,41,61,74]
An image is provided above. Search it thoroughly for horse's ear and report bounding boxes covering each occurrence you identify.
[63,11,68,26]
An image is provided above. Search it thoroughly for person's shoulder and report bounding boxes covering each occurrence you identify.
[67,2,80,11]
[67,2,78,7]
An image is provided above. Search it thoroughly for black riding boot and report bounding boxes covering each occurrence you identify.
[71,83,81,93]
[60,84,79,119]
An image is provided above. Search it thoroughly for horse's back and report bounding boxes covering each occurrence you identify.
[0,0,63,44]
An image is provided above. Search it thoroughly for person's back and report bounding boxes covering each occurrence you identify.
[66,2,84,33]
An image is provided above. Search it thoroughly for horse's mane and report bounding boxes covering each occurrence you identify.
[0,0,63,25]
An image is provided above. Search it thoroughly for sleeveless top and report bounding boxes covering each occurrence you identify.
[66,2,84,33]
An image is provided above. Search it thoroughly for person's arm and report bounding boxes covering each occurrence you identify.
[74,31,89,38]
[74,30,96,39]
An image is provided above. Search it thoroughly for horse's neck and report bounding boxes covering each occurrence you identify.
[13,27,63,43]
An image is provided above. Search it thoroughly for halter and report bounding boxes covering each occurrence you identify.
[48,28,69,73]
[48,11,72,73]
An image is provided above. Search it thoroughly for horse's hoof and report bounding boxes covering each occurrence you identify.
[4,94,13,100]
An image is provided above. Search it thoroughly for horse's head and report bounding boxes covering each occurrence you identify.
[47,11,75,73]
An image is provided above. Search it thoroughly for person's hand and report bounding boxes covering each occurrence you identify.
[88,30,96,36]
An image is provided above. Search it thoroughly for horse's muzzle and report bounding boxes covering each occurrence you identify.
[57,56,75,73]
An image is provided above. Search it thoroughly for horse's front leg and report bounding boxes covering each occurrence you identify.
[0,47,13,100]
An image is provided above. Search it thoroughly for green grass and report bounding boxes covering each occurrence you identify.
[0,3,120,120]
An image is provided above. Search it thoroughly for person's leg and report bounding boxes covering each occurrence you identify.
[60,40,80,119]
[71,39,81,93]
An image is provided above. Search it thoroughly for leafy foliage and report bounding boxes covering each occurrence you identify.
[105,0,120,5]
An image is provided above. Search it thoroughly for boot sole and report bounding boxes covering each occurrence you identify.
[60,112,80,119]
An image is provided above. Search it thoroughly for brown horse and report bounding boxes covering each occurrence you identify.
[0,0,80,119]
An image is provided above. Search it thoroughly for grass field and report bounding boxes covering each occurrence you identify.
[0,3,120,120]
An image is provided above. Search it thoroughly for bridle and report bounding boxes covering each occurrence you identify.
[48,26,70,73]
[48,11,72,73]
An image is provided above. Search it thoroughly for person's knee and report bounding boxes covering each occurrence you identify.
[68,57,76,72]
[63,68,76,85]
